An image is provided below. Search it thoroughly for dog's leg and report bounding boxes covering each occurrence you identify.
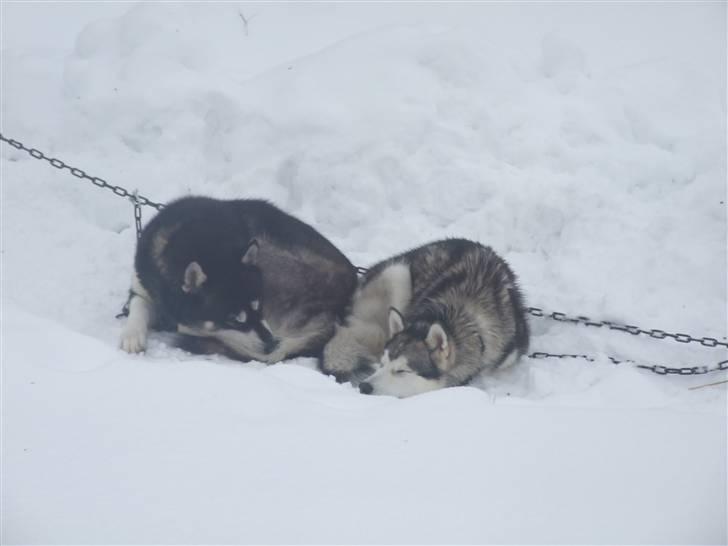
[120,274,156,353]
[238,313,332,364]
[261,314,333,363]
[177,335,253,362]
[210,328,267,361]
[212,311,334,364]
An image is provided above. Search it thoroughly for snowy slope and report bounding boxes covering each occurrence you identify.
[2,3,726,544]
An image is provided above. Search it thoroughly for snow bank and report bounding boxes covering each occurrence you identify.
[2,2,726,543]
[5,304,726,544]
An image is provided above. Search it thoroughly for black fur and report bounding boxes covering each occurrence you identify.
[134,196,357,360]
[136,198,267,328]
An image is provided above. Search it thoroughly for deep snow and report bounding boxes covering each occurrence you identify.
[2,2,726,544]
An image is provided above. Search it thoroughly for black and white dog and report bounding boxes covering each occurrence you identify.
[120,196,357,362]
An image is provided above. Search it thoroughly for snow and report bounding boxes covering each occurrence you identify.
[1,2,726,543]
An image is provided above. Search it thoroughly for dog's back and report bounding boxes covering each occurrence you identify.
[406,240,529,378]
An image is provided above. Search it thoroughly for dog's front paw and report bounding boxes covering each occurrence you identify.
[120,326,148,353]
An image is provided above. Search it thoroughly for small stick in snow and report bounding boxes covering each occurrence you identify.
[238,11,258,37]
[688,379,728,391]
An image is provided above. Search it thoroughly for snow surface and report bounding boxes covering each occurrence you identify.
[1,2,726,544]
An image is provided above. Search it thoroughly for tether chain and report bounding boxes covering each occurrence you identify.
[1,133,165,210]
[0,133,164,239]
[527,306,727,349]
[3,133,727,376]
[527,306,727,375]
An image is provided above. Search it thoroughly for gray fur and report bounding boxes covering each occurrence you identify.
[321,239,529,397]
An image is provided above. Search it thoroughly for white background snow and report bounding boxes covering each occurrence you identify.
[1,2,726,544]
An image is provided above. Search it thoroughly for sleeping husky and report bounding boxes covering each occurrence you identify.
[120,196,357,362]
[322,239,529,397]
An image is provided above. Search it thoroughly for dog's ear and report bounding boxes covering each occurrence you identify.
[388,307,405,337]
[182,262,207,293]
[241,239,259,265]
[425,323,451,369]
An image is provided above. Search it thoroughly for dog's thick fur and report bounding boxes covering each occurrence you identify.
[120,196,357,362]
[322,239,529,397]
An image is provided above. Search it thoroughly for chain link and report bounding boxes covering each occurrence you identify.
[528,306,728,349]
[131,193,143,240]
[1,133,165,211]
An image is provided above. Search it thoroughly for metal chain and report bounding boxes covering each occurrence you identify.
[0,133,165,211]
[131,193,143,240]
[528,306,728,349]
[528,351,728,376]
[528,307,728,375]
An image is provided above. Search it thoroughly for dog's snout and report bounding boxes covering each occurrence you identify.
[359,382,373,395]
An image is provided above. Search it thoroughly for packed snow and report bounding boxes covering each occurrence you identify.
[2,2,726,544]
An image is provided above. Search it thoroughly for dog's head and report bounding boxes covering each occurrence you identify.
[173,239,263,334]
[359,307,453,397]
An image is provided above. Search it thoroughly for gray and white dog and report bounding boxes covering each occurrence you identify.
[322,239,529,397]
[120,196,357,363]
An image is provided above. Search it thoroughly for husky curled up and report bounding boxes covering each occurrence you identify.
[322,239,529,397]
[120,196,357,362]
